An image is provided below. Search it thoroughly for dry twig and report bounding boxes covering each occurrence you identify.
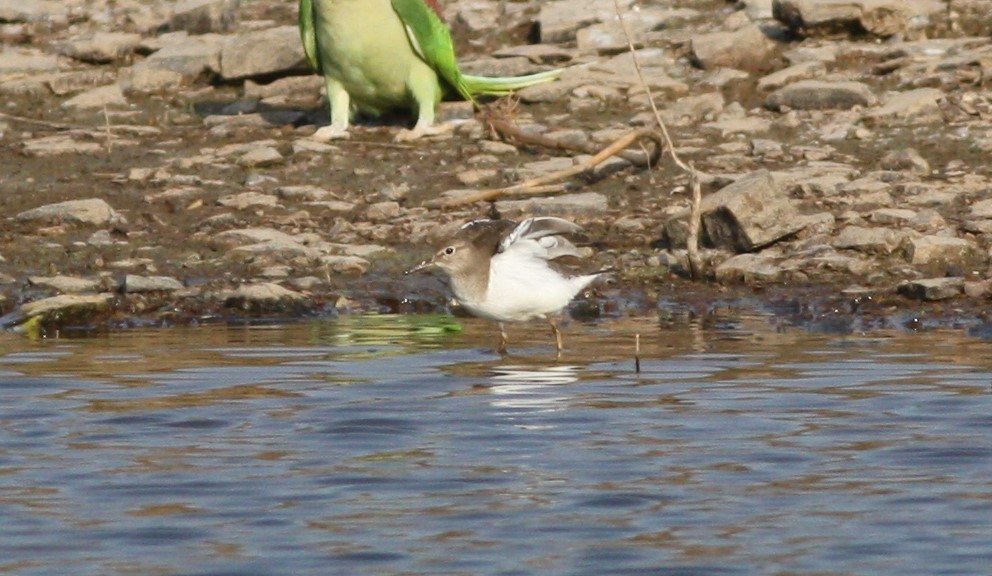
[436,128,664,208]
[612,0,705,280]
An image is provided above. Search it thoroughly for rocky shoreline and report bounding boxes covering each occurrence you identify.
[2,0,992,336]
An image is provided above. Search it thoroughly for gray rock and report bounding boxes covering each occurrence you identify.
[865,88,943,123]
[880,148,931,174]
[700,170,807,252]
[833,225,902,254]
[365,201,401,223]
[220,26,308,80]
[661,92,725,126]
[971,198,992,219]
[245,74,322,99]
[757,61,827,91]
[275,185,336,201]
[690,25,775,71]
[28,275,104,293]
[766,80,876,111]
[58,32,142,64]
[291,138,339,155]
[740,0,776,19]
[217,192,279,209]
[21,135,103,156]
[516,157,575,180]
[170,0,240,34]
[226,282,305,304]
[15,198,124,226]
[119,33,224,92]
[702,116,772,136]
[203,111,305,129]
[0,0,66,22]
[22,293,109,317]
[320,255,370,275]
[897,277,965,301]
[538,0,635,43]
[575,7,682,53]
[87,230,117,246]
[496,192,609,218]
[773,0,944,38]
[868,208,917,225]
[214,227,300,246]
[61,84,127,110]
[904,235,980,267]
[0,48,59,74]
[123,274,185,293]
[714,253,783,283]
[457,169,498,187]
[237,146,284,168]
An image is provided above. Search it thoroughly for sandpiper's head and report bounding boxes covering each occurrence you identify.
[405,219,514,277]
[405,238,477,277]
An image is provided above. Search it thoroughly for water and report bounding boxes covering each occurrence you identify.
[1,312,990,575]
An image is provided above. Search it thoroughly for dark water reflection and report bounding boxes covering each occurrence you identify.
[0,313,990,575]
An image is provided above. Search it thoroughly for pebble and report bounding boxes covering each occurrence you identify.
[15,199,124,226]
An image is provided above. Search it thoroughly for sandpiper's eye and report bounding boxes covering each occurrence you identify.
[443,246,455,255]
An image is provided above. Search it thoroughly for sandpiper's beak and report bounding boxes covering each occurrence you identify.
[404,258,433,275]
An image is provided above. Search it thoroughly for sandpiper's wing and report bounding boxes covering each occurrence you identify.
[498,217,586,261]
[458,219,517,255]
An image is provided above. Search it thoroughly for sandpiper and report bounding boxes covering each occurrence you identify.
[407,216,608,355]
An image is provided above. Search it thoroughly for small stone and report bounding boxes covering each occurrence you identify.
[757,61,827,91]
[880,148,931,174]
[897,277,964,301]
[21,135,103,157]
[220,25,308,80]
[833,225,901,254]
[237,146,283,167]
[689,24,775,71]
[15,199,124,226]
[365,201,400,222]
[457,169,498,186]
[292,138,338,155]
[968,198,992,219]
[61,84,128,110]
[320,255,370,275]
[170,0,240,33]
[11,294,111,327]
[766,80,877,111]
[478,140,518,155]
[58,32,142,64]
[224,283,307,312]
[28,275,104,293]
[497,192,609,218]
[217,192,278,209]
[904,236,979,267]
[868,208,917,225]
[123,274,185,293]
[700,170,806,252]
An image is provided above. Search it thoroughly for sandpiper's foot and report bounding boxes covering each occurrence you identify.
[310,125,351,142]
[394,122,453,142]
[497,322,509,356]
[550,319,564,360]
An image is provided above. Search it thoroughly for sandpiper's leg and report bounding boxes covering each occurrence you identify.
[497,322,509,355]
[549,319,563,358]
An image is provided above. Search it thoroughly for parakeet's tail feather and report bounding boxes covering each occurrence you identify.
[460,68,564,98]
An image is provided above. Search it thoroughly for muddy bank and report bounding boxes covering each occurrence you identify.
[2,0,992,337]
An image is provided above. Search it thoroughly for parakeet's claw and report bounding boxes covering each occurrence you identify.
[393,122,453,142]
[310,125,351,142]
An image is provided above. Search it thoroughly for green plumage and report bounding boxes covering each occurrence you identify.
[298,0,563,140]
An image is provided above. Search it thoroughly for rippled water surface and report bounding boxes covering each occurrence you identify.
[1,312,990,575]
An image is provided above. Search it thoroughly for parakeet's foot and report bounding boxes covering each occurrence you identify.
[393,123,453,142]
[310,125,351,142]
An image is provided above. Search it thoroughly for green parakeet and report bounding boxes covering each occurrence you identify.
[298,0,564,141]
